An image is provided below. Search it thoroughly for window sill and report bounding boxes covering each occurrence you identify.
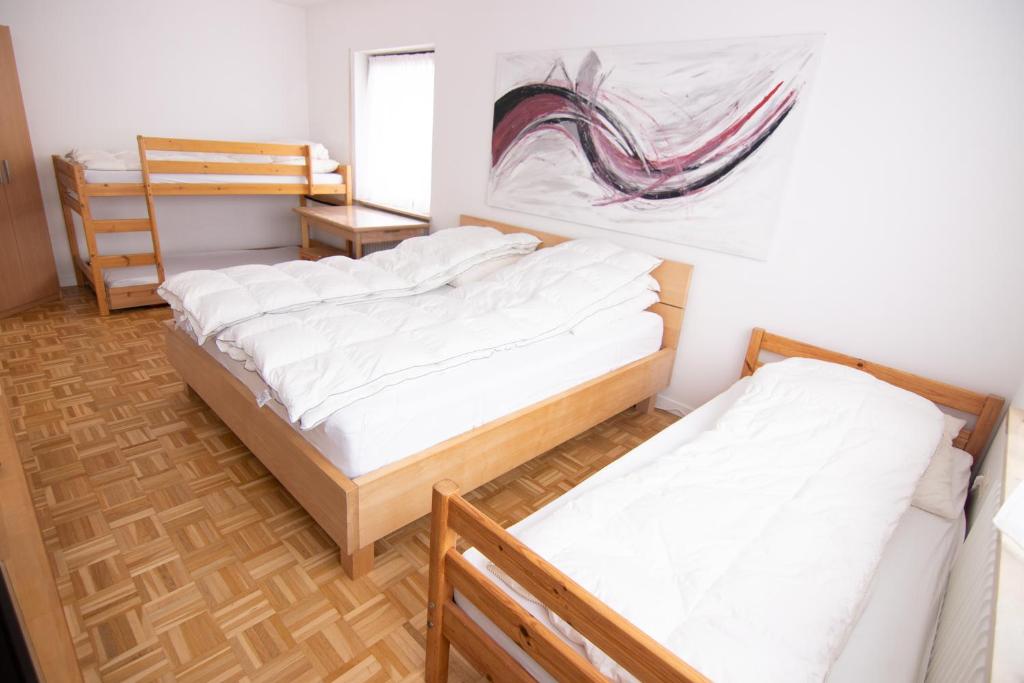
[355,199,430,222]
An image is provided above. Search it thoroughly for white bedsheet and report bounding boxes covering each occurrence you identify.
[203,309,663,478]
[90,246,300,288]
[82,169,343,185]
[460,379,963,683]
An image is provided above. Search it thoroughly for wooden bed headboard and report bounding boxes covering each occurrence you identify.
[459,214,693,350]
[741,327,1004,459]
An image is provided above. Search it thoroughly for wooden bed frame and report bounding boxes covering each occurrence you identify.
[425,327,1005,682]
[742,328,1004,460]
[53,136,352,315]
[164,214,693,578]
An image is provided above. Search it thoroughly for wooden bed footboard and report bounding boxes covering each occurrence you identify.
[425,480,709,683]
[165,322,677,579]
[163,322,366,571]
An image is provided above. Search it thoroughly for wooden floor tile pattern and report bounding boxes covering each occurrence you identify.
[0,288,677,682]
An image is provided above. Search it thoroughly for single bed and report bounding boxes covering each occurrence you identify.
[425,328,1004,683]
[52,136,352,315]
[457,381,964,683]
[165,215,693,578]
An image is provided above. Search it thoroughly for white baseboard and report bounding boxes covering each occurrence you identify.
[654,394,693,417]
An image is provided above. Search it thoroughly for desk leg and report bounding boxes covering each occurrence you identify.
[353,237,363,259]
[299,212,310,251]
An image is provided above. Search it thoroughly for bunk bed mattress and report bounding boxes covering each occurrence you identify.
[201,308,663,478]
[92,246,301,288]
[458,379,964,683]
[82,169,343,185]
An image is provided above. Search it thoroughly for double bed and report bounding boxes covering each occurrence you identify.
[165,215,693,577]
[426,328,1004,682]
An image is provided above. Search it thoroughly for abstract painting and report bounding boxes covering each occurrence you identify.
[488,34,822,259]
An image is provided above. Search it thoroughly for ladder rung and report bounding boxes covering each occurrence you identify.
[93,253,158,268]
[91,218,152,233]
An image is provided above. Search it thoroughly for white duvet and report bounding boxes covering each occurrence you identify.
[157,226,540,342]
[506,358,943,682]
[214,239,661,428]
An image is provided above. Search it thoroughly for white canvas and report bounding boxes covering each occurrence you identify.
[488,34,823,259]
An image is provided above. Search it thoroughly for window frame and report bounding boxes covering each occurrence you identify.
[350,45,436,220]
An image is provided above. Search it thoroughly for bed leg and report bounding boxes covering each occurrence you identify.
[340,544,374,579]
[636,395,657,414]
[426,480,459,683]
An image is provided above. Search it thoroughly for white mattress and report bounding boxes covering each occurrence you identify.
[82,169,343,185]
[202,307,664,478]
[92,246,301,288]
[458,379,964,683]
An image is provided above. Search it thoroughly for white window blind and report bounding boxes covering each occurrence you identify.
[356,51,435,216]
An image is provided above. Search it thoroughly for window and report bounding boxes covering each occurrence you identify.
[354,50,435,216]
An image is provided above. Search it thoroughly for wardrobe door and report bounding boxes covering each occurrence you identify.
[0,188,27,313]
[0,25,58,317]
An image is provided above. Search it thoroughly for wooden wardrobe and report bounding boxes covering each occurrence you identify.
[0,25,58,318]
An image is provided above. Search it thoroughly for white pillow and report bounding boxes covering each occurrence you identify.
[572,288,660,334]
[362,226,540,288]
[224,153,275,164]
[82,157,127,171]
[313,159,340,174]
[911,414,971,519]
[115,150,141,170]
[449,254,524,287]
[271,157,340,173]
[271,139,330,160]
[68,148,123,169]
[940,413,967,447]
[148,151,239,164]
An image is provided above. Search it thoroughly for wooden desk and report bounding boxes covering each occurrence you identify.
[294,204,429,259]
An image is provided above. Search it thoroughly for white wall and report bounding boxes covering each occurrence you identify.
[0,0,311,285]
[306,0,1024,411]
[1013,374,1024,410]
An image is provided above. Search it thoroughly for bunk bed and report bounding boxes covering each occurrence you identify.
[52,136,352,315]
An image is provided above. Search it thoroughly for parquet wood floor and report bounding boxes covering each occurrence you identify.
[0,288,677,682]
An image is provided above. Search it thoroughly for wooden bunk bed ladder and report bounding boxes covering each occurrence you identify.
[136,135,166,288]
[52,154,159,315]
